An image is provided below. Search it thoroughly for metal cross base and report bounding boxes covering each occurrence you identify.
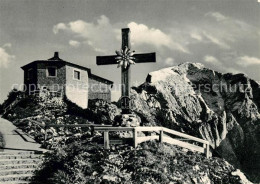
[113,114,141,127]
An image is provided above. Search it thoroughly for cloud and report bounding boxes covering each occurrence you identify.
[53,15,116,53]
[128,22,189,53]
[53,15,111,36]
[206,12,252,33]
[3,43,12,48]
[224,67,242,74]
[203,32,230,49]
[165,57,175,66]
[0,46,15,68]
[237,56,260,66]
[203,55,243,74]
[53,16,190,54]
[53,23,67,34]
[204,55,221,65]
[206,12,227,22]
[69,40,81,47]
[190,32,202,41]
[204,11,258,41]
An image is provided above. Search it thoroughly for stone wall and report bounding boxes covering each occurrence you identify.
[88,77,111,102]
[65,65,88,109]
[36,62,66,92]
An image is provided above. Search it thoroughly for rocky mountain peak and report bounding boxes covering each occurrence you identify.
[132,62,260,182]
[146,62,205,83]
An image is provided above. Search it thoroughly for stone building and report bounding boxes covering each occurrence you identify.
[21,52,113,108]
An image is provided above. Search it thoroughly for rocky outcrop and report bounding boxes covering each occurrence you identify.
[131,63,260,182]
[31,138,252,184]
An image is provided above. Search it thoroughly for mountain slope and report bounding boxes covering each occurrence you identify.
[131,63,260,182]
[31,137,251,184]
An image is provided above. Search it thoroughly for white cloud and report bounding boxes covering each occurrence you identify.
[53,23,67,34]
[204,55,243,74]
[190,32,202,41]
[206,12,227,22]
[0,46,15,68]
[69,40,81,47]
[165,57,175,66]
[237,56,260,66]
[53,15,116,53]
[53,16,190,54]
[224,67,242,74]
[128,22,189,53]
[204,11,258,42]
[204,55,221,65]
[203,32,230,49]
[3,43,12,48]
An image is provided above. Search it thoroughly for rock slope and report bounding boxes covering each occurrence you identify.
[131,63,260,182]
[31,138,251,184]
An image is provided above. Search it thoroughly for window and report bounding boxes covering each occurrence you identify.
[27,68,33,80]
[47,67,57,77]
[74,70,80,80]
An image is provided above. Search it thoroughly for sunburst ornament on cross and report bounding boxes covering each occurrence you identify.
[115,46,136,68]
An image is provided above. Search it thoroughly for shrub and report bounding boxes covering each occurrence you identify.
[32,137,242,184]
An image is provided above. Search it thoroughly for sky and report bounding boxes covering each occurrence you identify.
[0,0,260,103]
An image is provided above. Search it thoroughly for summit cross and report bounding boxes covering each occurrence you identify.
[96,28,156,114]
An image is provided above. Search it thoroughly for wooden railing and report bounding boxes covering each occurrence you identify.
[28,119,112,144]
[94,126,211,158]
[28,119,210,157]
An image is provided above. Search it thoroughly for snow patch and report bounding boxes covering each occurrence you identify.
[148,67,177,83]
[178,62,205,70]
[148,63,205,83]
[183,74,191,83]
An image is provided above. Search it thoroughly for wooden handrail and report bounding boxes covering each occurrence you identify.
[47,124,112,128]
[94,126,210,158]
[27,119,210,158]
[131,126,208,144]
[28,119,113,145]
[29,119,112,129]
[94,127,134,132]
[135,126,163,132]
[162,127,208,144]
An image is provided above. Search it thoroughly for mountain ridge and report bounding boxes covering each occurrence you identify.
[131,62,260,182]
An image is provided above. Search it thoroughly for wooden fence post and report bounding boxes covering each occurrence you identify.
[204,143,210,158]
[104,131,110,149]
[159,129,163,143]
[133,128,137,148]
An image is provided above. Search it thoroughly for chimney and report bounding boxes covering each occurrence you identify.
[54,52,59,58]
[48,51,62,61]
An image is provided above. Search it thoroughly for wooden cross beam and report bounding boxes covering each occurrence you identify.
[96,28,156,114]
